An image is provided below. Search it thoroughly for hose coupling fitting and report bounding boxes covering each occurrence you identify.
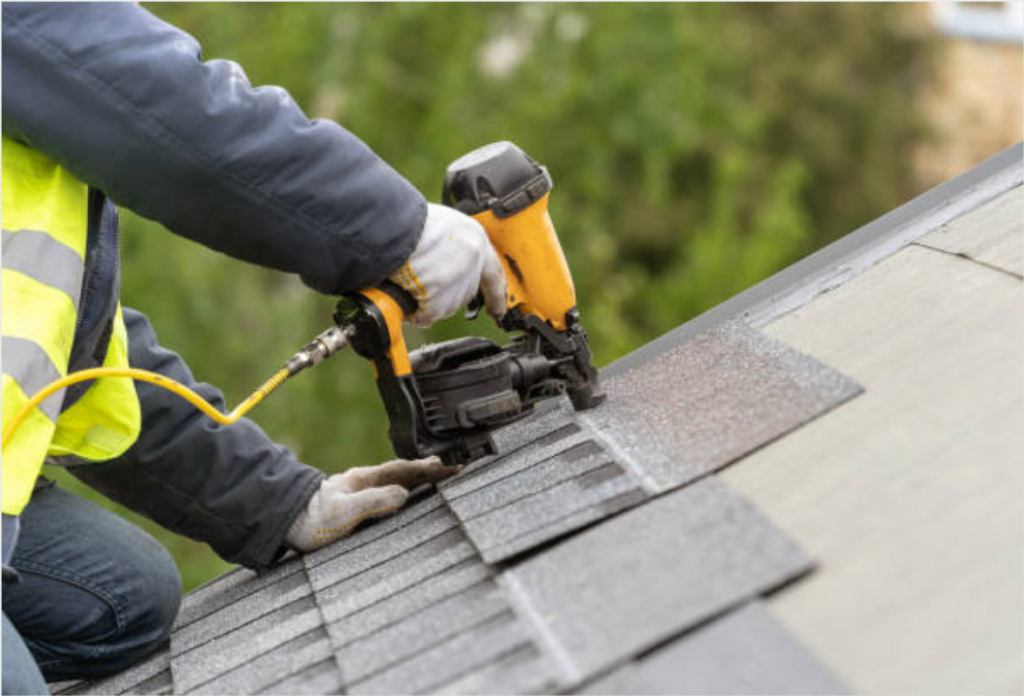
[285,326,350,375]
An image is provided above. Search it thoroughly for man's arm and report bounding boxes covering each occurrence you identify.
[67,308,325,570]
[2,2,425,295]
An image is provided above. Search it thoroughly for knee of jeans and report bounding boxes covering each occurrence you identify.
[101,544,181,669]
[132,545,182,647]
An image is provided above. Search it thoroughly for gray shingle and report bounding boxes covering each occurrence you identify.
[172,595,323,694]
[477,488,648,564]
[503,476,813,683]
[302,492,448,571]
[439,400,650,563]
[487,396,580,455]
[173,560,302,631]
[259,657,344,695]
[172,567,311,656]
[445,439,613,520]
[62,642,171,695]
[579,602,847,695]
[188,627,337,696]
[432,644,562,696]
[347,610,542,695]
[581,321,861,492]
[326,558,493,646]
[461,462,646,564]
[312,527,478,623]
[439,322,859,564]
[441,406,585,498]
[304,504,462,593]
[134,670,174,695]
[334,579,508,684]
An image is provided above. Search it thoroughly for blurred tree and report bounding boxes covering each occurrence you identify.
[49,2,934,591]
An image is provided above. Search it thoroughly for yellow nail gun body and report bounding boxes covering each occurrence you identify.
[336,142,604,465]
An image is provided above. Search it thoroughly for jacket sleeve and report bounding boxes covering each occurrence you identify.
[67,308,325,570]
[1,2,425,295]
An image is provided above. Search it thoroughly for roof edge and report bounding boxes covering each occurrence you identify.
[604,142,1023,378]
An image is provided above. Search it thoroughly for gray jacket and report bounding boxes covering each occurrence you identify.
[2,2,426,569]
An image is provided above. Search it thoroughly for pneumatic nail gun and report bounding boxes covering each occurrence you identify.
[301,142,605,465]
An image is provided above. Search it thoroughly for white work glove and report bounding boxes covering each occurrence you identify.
[284,456,458,552]
[390,203,507,328]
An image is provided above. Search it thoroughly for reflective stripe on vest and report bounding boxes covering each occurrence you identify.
[2,137,141,516]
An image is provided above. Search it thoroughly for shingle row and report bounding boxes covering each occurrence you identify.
[440,320,860,568]
[60,320,858,695]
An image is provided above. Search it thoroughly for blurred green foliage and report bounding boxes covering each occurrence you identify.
[50,2,934,591]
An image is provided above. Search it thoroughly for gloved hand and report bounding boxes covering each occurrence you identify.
[390,203,507,328]
[284,456,458,552]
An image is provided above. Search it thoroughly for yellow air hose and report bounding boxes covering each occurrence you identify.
[1,325,349,453]
[1,366,291,453]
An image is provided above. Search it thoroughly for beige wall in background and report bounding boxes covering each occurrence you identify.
[911,4,1023,186]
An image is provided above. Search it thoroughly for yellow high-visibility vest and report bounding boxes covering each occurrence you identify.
[2,136,141,516]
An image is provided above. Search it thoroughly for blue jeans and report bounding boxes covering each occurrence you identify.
[2,481,181,695]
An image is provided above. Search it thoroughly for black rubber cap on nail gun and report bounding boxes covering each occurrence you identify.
[442,141,552,219]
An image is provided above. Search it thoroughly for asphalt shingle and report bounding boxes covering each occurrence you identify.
[173,560,302,632]
[57,143,1020,696]
[324,557,492,644]
[456,462,646,563]
[503,476,813,683]
[434,643,561,696]
[301,493,449,572]
[438,399,650,563]
[171,595,323,694]
[61,643,171,696]
[579,321,862,493]
[187,627,336,696]
[311,526,478,623]
[439,321,858,565]
[347,610,551,695]
[257,657,344,696]
[303,500,462,594]
[172,564,311,657]
[578,602,847,695]
[335,578,508,684]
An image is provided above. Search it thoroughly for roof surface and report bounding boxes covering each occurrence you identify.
[56,142,1022,696]
[721,160,1023,692]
